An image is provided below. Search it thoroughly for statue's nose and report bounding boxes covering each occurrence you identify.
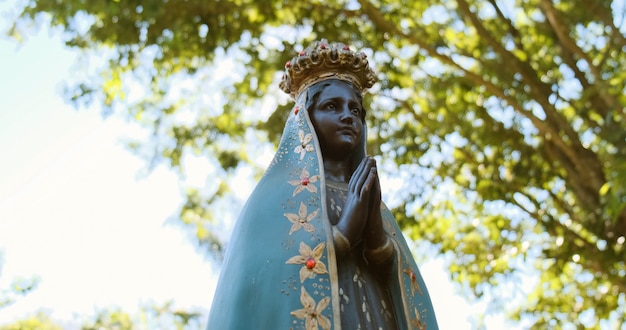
[339,105,353,123]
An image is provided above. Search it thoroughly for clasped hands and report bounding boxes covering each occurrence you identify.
[335,156,389,252]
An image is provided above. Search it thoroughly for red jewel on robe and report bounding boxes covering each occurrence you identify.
[305,257,316,269]
[301,177,309,185]
[294,106,299,115]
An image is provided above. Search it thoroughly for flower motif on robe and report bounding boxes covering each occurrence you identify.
[284,201,319,235]
[411,307,427,330]
[294,129,314,160]
[291,287,331,330]
[286,242,328,283]
[288,168,320,196]
[403,267,423,296]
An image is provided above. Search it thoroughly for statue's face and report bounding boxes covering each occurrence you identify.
[310,81,363,160]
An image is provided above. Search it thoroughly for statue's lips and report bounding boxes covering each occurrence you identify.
[338,127,357,137]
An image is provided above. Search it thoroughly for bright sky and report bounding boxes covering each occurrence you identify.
[0,13,514,330]
[0,26,220,327]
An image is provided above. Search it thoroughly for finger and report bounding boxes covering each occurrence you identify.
[348,158,366,191]
[372,165,381,190]
[349,157,370,191]
[369,171,382,205]
[367,160,380,190]
[355,158,376,193]
[359,167,376,197]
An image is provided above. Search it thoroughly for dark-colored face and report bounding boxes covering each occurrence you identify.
[309,80,364,161]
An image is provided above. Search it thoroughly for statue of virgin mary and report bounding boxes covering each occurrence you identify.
[207,40,439,330]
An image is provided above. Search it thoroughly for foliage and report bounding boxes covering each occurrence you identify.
[11,0,626,328]
[80,308,134,330]
[1,255,201,328]
[0,312,63,330]
[0,302,202,330]
[80,301,203,330]
[0,254,39,310]
[0,255,59,330]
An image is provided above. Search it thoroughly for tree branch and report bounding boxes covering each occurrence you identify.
[539,0,620,112]
[360,0,607,222]
[455,0,606,195]
[580,0,626,48]
[486,0,525,52]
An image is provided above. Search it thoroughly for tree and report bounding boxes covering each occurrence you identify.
[0,312,63,330]
[0,254,39,311]
[80,302,203,330]
[0,300,202,330]
[11,0,625,327]
[0,254,61,330]
[1,253,201,329]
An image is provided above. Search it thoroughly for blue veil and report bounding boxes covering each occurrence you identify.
[206,85,439,329]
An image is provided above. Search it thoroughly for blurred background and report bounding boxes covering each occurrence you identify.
[1,0,624,329]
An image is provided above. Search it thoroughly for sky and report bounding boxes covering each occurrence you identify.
[0,9,513,330]
[0,24,220,327]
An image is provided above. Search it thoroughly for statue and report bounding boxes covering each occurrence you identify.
[207,40,439,330]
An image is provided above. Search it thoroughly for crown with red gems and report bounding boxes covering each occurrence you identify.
[279,39,377,99]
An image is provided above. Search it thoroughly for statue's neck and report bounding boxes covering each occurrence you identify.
[323,158,351,183]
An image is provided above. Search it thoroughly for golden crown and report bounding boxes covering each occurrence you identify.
[279,40,377,99]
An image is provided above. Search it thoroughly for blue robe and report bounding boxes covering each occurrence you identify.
[207,89,439,329]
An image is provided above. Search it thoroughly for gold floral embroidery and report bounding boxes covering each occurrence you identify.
[403,268,423,296]
[288,168,320,196]
[411,307,427,330]
[291,287,331,330]
[284,202,319,234]
[286,242,328,283]
[294,129,314,160]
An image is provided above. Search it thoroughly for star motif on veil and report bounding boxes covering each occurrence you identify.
[288,168,320,196]
[284,202,319,235]
[294,129,314,160]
